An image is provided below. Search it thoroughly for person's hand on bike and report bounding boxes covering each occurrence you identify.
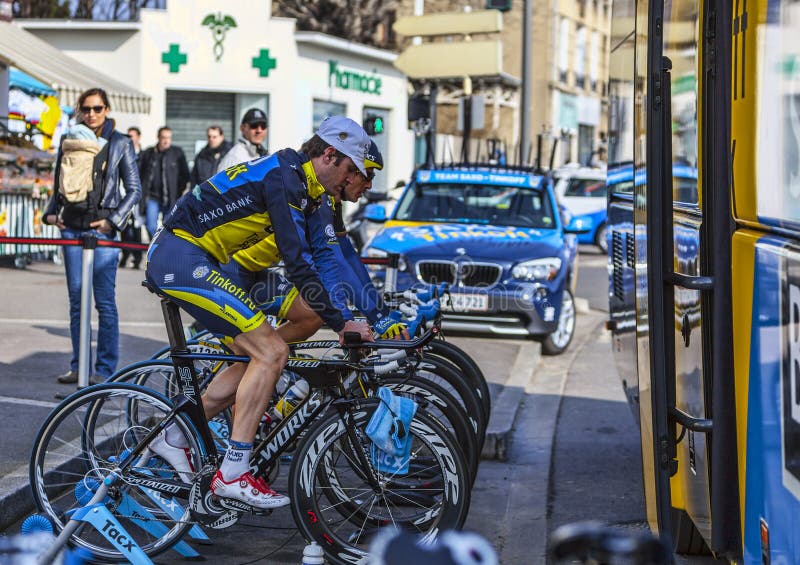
[337,319,373,344]
[374,314,410,340]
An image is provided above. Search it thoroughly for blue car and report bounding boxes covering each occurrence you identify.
[362,166,583,355]
[553,165,608,252]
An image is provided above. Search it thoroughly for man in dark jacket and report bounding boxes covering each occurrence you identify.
[191,125,232,187]
[139,126,190,237]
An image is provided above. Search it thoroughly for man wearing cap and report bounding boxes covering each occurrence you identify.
[216,107,269,173]
[144,116,373,509]
[226,139,407,342]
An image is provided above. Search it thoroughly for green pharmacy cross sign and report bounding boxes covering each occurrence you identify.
[162,44,187,73]
[202,13,237,62]
[252,49,277,77]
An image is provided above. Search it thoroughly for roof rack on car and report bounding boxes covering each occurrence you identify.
[418,161,551,178]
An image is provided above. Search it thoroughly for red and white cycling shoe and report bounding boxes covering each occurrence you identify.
[210,471,290,509]
[147,432,195,483]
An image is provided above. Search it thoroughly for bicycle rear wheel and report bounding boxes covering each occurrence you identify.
[109,360,232,451]
[288,398,471,565]
[29,384,204,561]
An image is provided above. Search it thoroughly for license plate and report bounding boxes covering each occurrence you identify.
[448,293,489,312]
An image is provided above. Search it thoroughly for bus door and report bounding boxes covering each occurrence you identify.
[654,0,740,555]
[608,0,739,554]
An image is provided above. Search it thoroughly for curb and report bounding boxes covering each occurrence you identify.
[574,296,591,315]
[0,462,34,532]
[481,341,542,461]
[479,296,594,462]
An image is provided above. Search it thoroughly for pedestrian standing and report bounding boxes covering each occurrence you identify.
[119,126,144,268]
[42,87,141,384]
[216,108,268,173]
[191,125,232,186]
[138,126,190,237]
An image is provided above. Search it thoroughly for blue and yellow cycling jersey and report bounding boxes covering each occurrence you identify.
[325,198,388,325]
[162,149,346,332]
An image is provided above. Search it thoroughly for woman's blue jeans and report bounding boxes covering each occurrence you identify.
[61,228,120,378]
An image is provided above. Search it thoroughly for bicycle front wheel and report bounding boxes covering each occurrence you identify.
[288,398,471,565]
[29,384,203,561]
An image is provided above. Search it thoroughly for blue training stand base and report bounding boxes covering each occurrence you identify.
[68,503,154,565]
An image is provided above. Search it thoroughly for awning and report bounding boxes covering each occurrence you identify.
[0,21,150,114]
[9,67,57,97]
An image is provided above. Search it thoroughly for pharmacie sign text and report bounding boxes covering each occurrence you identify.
[328,60,382,95]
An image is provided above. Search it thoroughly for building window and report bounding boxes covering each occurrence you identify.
[589,31,600,93]
[313,99,346,131]
[559,18,570,85]
[574,26,587,90]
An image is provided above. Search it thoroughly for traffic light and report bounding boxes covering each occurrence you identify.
[408,93,431,121]
[364,115,384,135]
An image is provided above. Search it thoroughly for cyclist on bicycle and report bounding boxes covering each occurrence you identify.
[227,140,407,342]
[144,116,373,509]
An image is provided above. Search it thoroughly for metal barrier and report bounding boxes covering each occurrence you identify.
[0,192,60,264]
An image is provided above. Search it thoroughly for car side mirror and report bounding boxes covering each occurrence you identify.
[364,203,387,223]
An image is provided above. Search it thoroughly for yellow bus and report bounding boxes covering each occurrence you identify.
[607,0,800,561]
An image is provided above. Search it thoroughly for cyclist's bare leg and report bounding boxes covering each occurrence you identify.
[275,296,323,343]
[226,322,289,443]
[201,361,246,418]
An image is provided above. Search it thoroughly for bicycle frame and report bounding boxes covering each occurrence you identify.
[137,297,383,502]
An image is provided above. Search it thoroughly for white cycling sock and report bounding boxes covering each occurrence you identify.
[164,423,189,448]
[219,441,252,482]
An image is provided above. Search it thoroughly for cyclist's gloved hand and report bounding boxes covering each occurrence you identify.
[374,315,409,340]
[388,309,406,322]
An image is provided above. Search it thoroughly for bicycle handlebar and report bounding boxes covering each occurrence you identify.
[372,359,402,375]
[342,325,438,350]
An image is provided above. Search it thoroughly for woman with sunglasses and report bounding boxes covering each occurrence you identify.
[43,87,142,385]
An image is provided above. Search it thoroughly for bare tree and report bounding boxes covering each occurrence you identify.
[273,0,399,48]
[73,0,93,18]
[13,0,163,20]
[13,0,70,18]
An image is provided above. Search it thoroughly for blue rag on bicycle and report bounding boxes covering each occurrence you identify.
[365,387,418,475]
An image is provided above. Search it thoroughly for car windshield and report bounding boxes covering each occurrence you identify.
[564,178,607,198]
[394,183,556,229]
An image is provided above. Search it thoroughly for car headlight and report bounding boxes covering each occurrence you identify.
[363,247,407,272]
[511,257,562,281]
